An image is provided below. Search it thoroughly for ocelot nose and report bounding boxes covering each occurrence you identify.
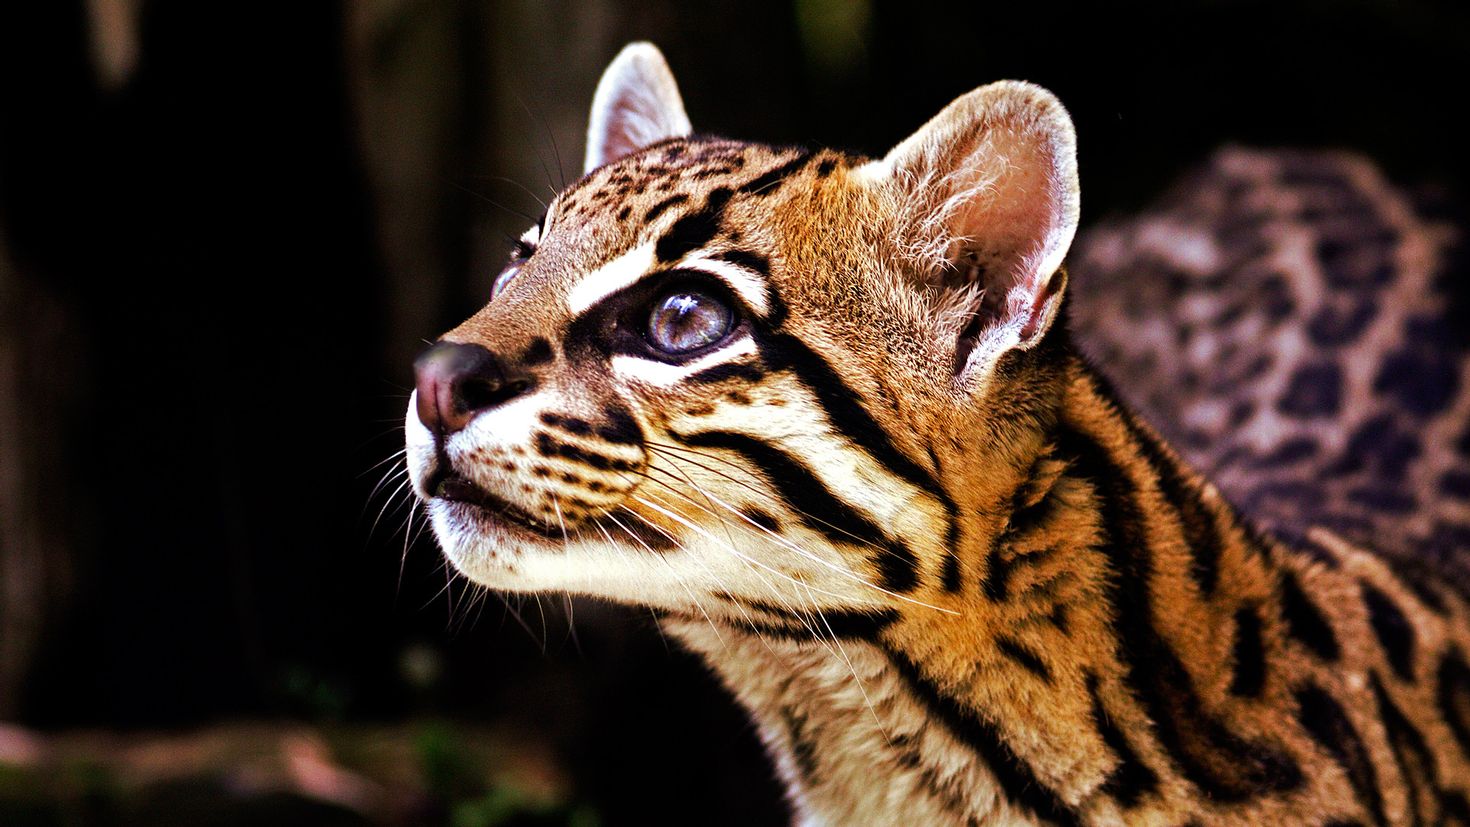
[413,341,533,435]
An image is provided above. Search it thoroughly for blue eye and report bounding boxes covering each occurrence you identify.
[646,291,733,354]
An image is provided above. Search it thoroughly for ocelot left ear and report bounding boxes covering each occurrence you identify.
[583,42,692,174]
[865,81,1079,377]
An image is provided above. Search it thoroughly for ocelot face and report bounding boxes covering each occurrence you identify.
[406,44,1078,616]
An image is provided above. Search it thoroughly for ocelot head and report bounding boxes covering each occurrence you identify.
[406,43,1079,615]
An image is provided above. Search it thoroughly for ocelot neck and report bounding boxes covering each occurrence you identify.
[666,353,1469,825]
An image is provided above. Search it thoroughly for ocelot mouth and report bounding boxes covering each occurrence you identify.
[427,469,563,539]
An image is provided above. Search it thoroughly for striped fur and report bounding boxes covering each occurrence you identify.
[406,43,1470,825]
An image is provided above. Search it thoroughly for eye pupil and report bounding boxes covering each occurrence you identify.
[647,291,732,354]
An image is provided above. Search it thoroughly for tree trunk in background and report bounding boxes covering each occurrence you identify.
[344,0,617,371]
[0,231,82,718]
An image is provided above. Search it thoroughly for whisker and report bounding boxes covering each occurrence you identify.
[635,457,958,615]
[646,441,895,552]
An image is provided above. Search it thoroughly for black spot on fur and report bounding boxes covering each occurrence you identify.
[995,636,1051,682]
[687,360,766,384]
[534,432,637,472]
[1229,400,1255,427]
[1278,362,1343,417]
[1362,583,1417,681]
[1441,471,1470,500]
[1369,672,1445,825]
[717,596,897,640]
[1229,607,1266,697]
[713,248,771,278]
[735,151,813,196]
[643,193,689,223]
[883,647,1082,826]
[596,406,642,445]
[1439,649,1470,757]
[1087,673,1158,808]
[1295,683,1389,827]
[656,187,731,262]
[1374,342,1461,417]
[815,157,838,177]
[676,429,919,592]
[1346,486,1417,514]
[759,330,960,589]
[1325,414,1419,480]
[1279,569,1341,661]
[1308,301,1377,346]
[540,412,592,436]
[1056,420,1302,801]
[780,706,821,785]
[520,337,554,366]
[1250,437,1318,467]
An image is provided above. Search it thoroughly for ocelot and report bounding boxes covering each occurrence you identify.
[404,43,1470,825]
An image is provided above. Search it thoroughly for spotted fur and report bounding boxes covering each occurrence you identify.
[406,43,1470,825]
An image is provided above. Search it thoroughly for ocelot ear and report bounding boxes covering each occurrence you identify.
[583,42,693,174]
[866,81,1079,375]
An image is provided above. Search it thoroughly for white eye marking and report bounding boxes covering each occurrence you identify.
[611,335,756,387]
[674,255,770,315]
[568,242,657,314]
[519,224,541,247]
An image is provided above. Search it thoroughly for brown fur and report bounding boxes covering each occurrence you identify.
[406,44,1470,825]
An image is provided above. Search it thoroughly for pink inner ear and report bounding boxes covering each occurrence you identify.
[946,129,1060,306]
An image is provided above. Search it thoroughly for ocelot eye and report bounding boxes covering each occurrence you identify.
[491,237,536,299]
[490,262,522,298]
[646,290,734,354]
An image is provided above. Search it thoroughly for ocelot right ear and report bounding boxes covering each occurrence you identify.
[863,81,1080,379]
[583,42,692,174]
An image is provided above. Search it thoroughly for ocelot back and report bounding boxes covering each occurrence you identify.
[405,43,1470,825]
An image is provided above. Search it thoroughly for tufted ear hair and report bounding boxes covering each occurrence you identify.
[864,81,1079,374]
[583,42,692,174]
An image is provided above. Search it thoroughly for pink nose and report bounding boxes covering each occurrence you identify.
[413,342,531,435]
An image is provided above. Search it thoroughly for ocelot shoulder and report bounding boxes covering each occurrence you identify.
[1072,147,1470,580]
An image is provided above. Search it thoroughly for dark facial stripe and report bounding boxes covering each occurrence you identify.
[739,507,781,533]
[1369,672,1442,825]
[1056,419,1302,801]
[994,635,1051,682]
[597,405,643,445]
[1296,682,1389,827]
[1086,673,1160,808]
[1280,569,1341,661]
[534,432,638,472]
[675,429,919,592]
[881,645,1082,827]
[540,409,642,446]
[715,594,899,641]
[1229,606,1267,698]
[711,248,770,278]
[1361,583,1417,682]
[687,360,766,384]
[761,331,961,589]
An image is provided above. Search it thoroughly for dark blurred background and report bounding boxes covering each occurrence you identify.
[0,1,1466,824]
